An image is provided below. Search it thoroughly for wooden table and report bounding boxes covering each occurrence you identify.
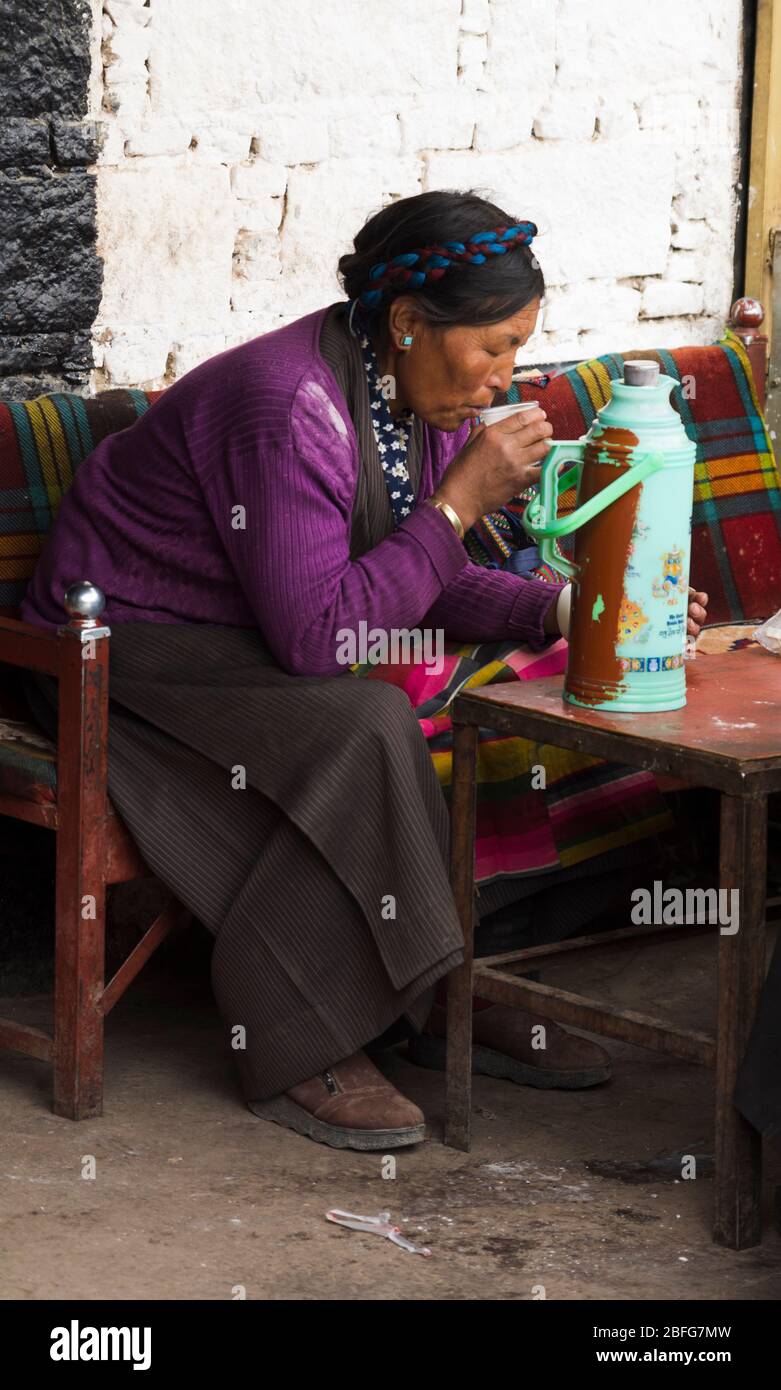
[445,637,781,1249]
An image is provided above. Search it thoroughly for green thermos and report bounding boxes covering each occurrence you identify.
[522,361,697,712]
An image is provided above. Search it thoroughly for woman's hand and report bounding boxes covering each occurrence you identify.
[687,587,708,638]
[430,408,553,532]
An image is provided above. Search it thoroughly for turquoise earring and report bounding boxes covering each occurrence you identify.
[401,334,414,347]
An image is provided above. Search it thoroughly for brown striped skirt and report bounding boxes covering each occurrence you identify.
[23,620,662,1103]
[24,622,469,1100]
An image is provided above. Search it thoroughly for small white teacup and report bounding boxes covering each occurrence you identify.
[478,400,540,426]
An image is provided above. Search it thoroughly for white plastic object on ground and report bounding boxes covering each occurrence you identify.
[325,1208,432,1256]
[753,609,781,654]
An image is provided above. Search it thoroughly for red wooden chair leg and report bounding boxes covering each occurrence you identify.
[52,606,110,1120]
[53,857,106,1120]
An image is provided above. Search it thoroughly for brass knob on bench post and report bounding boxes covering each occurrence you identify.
[729,297,764,340]
[728,299,768,410]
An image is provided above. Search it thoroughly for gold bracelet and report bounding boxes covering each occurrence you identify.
[428,498,465,541]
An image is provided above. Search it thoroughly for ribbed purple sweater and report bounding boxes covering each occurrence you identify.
[21,305,564,676]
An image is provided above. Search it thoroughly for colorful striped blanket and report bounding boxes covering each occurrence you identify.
[348,634,672,885]
[0,389,162,618]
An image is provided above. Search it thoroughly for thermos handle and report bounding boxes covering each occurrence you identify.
[523,442,586,579]
[523,445,666,580]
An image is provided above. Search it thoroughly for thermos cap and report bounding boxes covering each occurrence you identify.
[623,360,660,387]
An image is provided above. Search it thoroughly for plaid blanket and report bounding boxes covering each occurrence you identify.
[0,389,162,618]
[465,330,781,625]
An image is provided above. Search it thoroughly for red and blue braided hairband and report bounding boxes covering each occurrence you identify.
[355,222,537,309]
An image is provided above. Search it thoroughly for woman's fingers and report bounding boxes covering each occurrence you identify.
[686,586,708,637]
[462,421,486,455]
[503,420,553,473]
[497,412,551,445]
[517,417,553,443]
[528,439,552,461]
[497,406,547,430]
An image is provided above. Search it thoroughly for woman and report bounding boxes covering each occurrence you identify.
[20,191,708,1151]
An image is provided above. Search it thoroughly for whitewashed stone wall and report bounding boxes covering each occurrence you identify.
[88,0,745,389]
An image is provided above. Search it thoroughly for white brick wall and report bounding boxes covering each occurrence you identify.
[89,0,745,388]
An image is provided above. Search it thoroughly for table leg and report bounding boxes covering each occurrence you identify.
[714,793,765,1248]
[444,721,478,1152]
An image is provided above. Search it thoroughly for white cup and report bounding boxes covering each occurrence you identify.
[478,400,540,426]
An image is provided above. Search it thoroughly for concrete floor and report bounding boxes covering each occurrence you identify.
[2,925,781,1301]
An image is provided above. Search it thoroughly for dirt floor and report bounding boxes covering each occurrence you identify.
[2,923,780,1302]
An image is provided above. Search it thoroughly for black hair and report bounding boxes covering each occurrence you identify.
[337,189,544,338]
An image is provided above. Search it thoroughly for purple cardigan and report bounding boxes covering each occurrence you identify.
[21,306,564,676]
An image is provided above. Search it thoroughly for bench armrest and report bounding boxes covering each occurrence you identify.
[0,581,110,676]
[0,583,112,838]
[0,618,65,677]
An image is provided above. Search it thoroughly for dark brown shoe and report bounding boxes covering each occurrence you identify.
[407,1002,611,1089]
[248,1050,425,1150]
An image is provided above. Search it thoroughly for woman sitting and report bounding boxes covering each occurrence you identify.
[21,190,708,1151]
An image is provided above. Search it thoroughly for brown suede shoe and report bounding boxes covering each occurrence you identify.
[248,1050,425,1150]
[407,1002,611,1089]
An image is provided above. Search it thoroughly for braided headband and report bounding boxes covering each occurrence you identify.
[355,222,537,309]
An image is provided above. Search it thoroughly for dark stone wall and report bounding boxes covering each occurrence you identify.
[0,4,104,998]
[0,2,103,400]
